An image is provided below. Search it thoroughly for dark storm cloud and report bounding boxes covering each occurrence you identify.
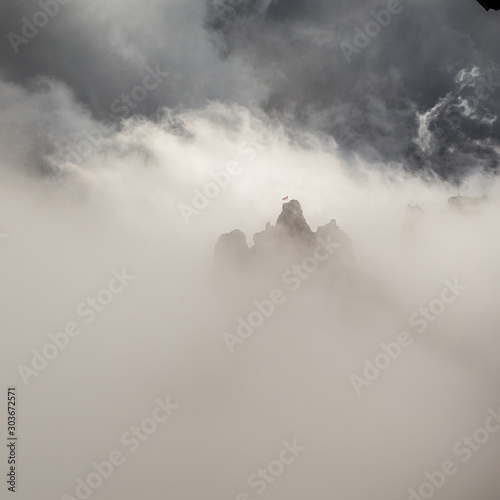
[1,0,500,179]
[0,0,266,121]
[205,0,500,178]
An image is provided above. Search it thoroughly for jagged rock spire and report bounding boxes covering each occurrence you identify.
[275,200,314,242]
[213,229,248,271]
[213,200,355,273]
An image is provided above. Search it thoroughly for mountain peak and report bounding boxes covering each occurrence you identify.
[213,200,355,275]
[275,200,314,242]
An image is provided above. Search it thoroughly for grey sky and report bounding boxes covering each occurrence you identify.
[1,0,499,178]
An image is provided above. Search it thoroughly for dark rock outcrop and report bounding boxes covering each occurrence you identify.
[213,229,249,271]
[213,200,355,276]
[448,195,489,212]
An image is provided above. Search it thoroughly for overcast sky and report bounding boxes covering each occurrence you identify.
[1,0,500,179]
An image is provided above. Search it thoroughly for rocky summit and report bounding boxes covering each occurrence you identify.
[213,200,355,275]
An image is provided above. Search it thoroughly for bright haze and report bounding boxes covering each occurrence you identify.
[1,1,500,500]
